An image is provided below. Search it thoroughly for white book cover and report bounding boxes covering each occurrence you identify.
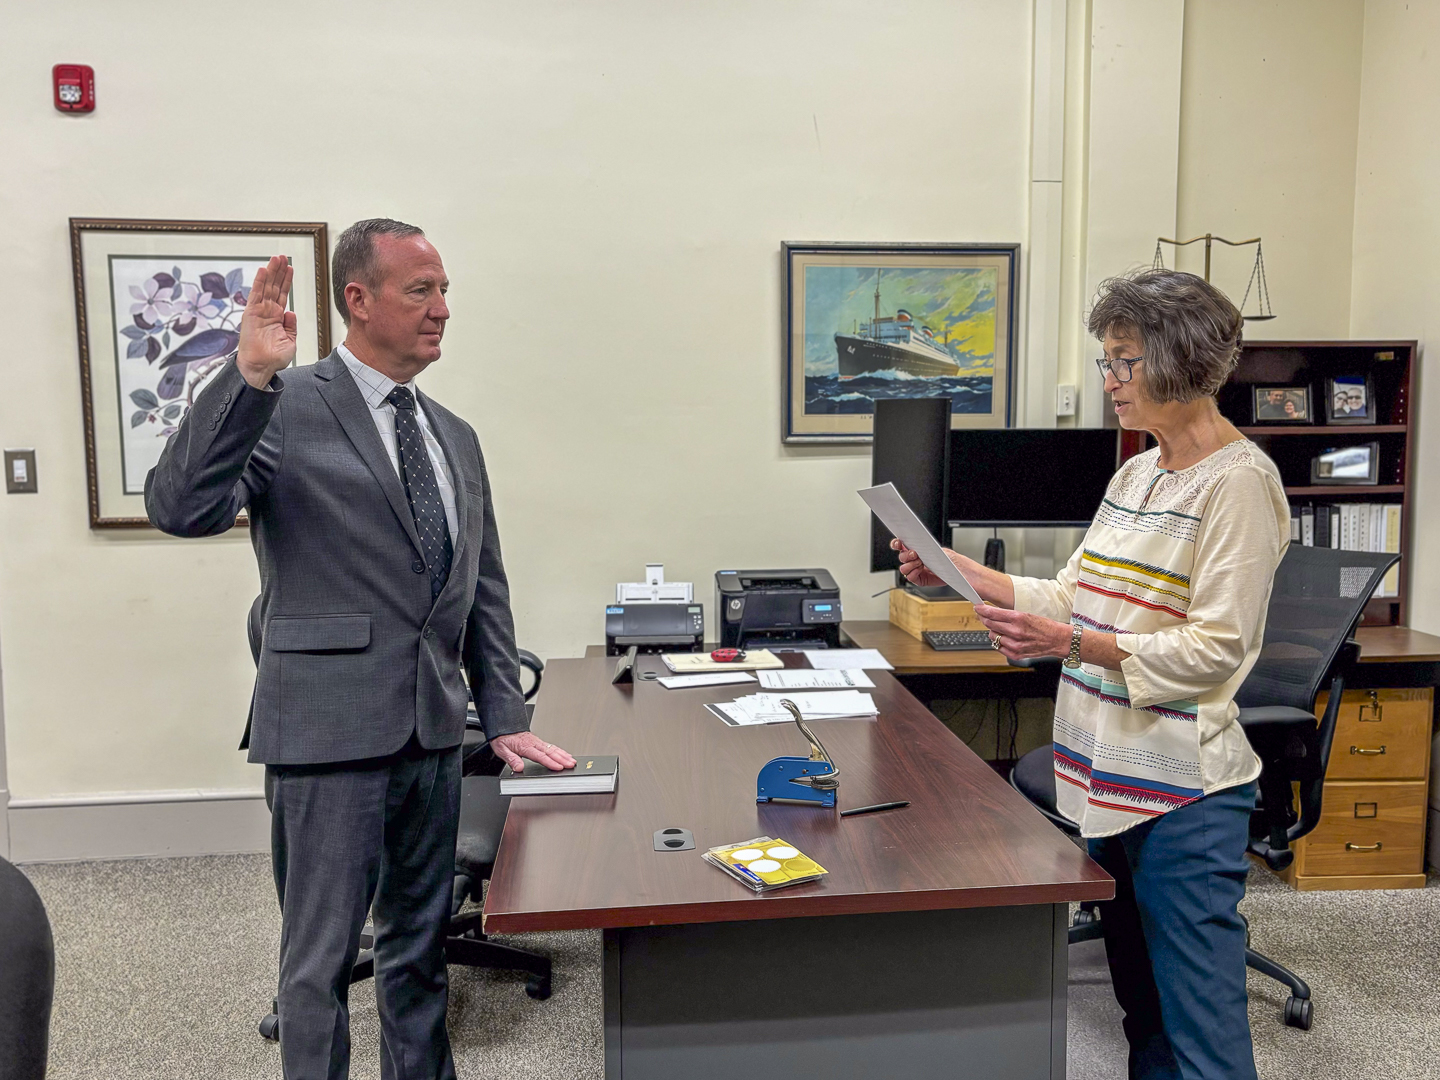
[1380,504,1402,598]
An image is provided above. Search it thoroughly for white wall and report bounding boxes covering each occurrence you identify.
[1176,0,1364,338]
[0,1,1035,805]
[8,0,1430,833]
[1350,0,1440,635]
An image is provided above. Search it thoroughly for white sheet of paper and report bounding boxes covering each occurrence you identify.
[708,691,879,725]
[858,482,982,604]
[732,691,878,722]
[805,648,893,671]
[757,668,875,690]
[657,672,757,690]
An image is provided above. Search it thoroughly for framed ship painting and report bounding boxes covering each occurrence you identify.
[783,242,1018,443]
[70,218,330,527]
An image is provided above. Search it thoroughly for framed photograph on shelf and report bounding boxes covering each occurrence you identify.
[1251,385,1312,424]
[782,242,1018,443]
[1323,375,1376,425]
[1310,442,1381,485]
[70,218,331,527]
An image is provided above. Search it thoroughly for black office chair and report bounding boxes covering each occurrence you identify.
[0,855,54,1080]
[1010,545,1400,1032]
[248,599,553,1043]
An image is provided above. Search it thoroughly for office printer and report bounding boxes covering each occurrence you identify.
[716,569,842,650]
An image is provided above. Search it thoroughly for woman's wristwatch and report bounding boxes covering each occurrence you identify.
[1063,624,1084,668]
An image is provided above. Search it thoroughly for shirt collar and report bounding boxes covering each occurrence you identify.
[337,344,415,410]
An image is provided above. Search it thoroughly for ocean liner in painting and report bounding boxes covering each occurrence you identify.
[834,274,962,379]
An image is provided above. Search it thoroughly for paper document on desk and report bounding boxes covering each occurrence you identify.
[708,690,878,726]
[657,672,757,690]
[662,649,784,673]
[858,483,982,604]
[805,648,893,671]
[757,668,874,690]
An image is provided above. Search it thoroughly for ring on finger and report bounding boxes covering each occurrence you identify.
[989,635,1003,651]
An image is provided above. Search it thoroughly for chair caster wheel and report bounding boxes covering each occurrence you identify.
[1073,909,1097,926]
[259,1013,280,1041]
[525,976,552,1001]
[1284,996,1312,1030]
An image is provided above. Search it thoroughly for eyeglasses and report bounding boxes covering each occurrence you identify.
[1094,356,1144,383]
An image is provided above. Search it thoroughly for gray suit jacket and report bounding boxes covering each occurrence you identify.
[145,351,530,765]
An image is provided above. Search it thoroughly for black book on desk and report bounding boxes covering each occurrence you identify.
[500,756,619,796]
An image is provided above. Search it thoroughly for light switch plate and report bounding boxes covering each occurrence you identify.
[4,449,37,493]
[1056,384,1076,417]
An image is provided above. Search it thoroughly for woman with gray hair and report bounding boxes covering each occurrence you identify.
[895,268,1289,1079]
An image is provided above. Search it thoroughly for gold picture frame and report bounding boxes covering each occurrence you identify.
[782,243,1018,443]
[70,218,330,527]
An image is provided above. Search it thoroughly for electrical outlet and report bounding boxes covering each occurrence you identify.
[5,449,37,493]
[1056,384,1076,417]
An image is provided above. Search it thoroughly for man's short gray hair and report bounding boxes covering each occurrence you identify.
[1086,268,1243,404]
[331,218,425,325]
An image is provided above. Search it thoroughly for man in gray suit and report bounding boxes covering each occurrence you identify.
[146,220,574,1080]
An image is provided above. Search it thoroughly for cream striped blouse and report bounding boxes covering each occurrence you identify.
[1011,439,1290,837]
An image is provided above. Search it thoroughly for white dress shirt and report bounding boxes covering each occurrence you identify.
[337,345,458,545]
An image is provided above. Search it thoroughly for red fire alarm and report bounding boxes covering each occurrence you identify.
[53,64,95,113]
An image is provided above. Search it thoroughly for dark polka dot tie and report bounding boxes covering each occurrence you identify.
[386,386,453,603]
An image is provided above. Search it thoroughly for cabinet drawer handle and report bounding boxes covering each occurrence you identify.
[1345,842,1383,852]
[1349,745,1387,756]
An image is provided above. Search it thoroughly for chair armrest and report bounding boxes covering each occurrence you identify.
[1236,706,1317,729]
[1009,657,1061,672]
[518,649,544,702]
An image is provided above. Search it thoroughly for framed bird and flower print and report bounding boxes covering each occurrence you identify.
[70,218,331,526]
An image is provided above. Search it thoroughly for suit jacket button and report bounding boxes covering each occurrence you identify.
[412,559,425,573]
[424,627,435,639]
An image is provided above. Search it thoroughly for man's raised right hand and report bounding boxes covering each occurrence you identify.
[236,254,298,389]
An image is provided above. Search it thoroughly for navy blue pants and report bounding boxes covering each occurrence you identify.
[1086,781,1258,1080]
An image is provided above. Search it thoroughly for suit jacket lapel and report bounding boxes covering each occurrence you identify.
[314,352,426,560]
[417,388,472,577]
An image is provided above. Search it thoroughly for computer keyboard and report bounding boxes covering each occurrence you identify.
[922,630,993,651]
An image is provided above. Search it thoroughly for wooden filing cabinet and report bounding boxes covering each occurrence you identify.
[1281,687,1434,891]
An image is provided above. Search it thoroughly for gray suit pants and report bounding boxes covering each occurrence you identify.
[265,738,462,1080]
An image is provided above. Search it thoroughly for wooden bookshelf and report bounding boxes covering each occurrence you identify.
[1220,340,1417,626]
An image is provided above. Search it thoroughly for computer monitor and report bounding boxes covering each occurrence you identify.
[869,398,951,573]
[946,428,1120,527]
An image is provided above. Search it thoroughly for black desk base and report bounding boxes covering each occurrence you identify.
[604,904,1068,1079]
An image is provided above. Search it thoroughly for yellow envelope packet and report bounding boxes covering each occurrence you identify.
[704,836,828,891]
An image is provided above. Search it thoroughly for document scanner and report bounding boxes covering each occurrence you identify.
[716,569,842,650]
[605,603,704,656]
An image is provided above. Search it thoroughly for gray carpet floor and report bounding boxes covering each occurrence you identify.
[20,856,1440,1079]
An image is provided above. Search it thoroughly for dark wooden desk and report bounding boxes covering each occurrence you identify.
[486,654,1112,1079]
[843,619,1440,672]
[841,619,1440,697]
[840,619,1063,712]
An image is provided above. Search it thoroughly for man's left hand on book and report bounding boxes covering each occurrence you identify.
[490,731,577,772]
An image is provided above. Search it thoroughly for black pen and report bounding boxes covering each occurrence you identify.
[840,800,910,817]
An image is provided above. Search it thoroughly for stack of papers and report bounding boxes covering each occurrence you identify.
[706,690,878,727]
[757,668,874,689]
